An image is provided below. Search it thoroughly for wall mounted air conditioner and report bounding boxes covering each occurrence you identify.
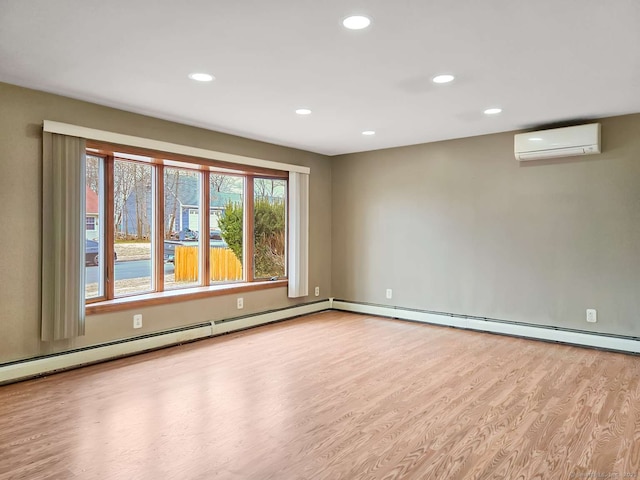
[514,123,601,161]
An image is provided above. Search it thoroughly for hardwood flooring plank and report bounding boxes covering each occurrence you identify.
[1,312,640,479]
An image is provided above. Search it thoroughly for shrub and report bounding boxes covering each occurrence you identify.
[218,202,244,260]
[218,199,286,277]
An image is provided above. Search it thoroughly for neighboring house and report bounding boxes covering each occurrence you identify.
[85,186,100,240]
[118,174,243,238]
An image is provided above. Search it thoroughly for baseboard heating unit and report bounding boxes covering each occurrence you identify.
[0,300,331,385]
[332,300,640,355]
[3,298,638,385]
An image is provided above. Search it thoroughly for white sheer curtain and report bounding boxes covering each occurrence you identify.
[288,171,309,298]
[41,133,86,341]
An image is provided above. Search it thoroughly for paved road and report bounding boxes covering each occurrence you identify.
[86,259,174,283]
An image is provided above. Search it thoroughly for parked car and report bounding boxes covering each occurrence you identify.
[85,239,117,266]
[163,230,228,263]
[209,229,227,247]
[170,228,199,241]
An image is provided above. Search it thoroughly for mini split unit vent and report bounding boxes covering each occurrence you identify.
[514,123,601,161]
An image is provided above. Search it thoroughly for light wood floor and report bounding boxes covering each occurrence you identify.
[1,311,640,479]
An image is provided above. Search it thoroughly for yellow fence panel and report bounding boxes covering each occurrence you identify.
[174,246,242,282]
[210,247,243,282]
[174,246,199,282]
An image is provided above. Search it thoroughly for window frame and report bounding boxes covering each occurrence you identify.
[110,156,156,298]
[252,176,289,280]
[84,140,289,314]
[84,153,106,302]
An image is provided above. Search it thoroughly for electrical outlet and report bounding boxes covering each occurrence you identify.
[586,309,597,323]
[315,286,320,297]
[386,289,393,299]
[237,297,244,309]
[133,314,143,329]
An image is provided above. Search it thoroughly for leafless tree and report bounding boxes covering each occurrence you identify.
[85,155,101,194]
[133,164,151,240]
[254,178,286,199]
[210,174,230,193]
[164,168,181,239]
[113,160,137,238]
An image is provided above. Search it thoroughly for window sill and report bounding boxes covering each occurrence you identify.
[86,279,288,315]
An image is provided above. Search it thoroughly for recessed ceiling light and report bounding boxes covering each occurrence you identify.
[362,130,376,136]
[432,74,455,84]
[295,108,312,115]
[484,107,502,115]
[188,72,214,82]
[529,137,543,141]
[342,15,371,30]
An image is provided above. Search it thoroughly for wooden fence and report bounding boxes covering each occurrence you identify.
[174,246,242,282]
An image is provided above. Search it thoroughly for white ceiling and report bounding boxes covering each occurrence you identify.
[1,0,639,156]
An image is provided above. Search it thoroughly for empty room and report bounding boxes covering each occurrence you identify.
[1,1,639,479]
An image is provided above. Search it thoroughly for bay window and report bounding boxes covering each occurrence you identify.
[42,120,308,338]
[84,141,288,309]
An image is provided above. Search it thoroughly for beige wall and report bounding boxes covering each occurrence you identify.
[2,79,639,365]
[0,82,332,363]
[332,114,640,336]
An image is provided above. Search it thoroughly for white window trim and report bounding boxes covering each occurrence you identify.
[43,121,311,175]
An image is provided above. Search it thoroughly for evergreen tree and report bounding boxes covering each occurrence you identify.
[218,199,286,277]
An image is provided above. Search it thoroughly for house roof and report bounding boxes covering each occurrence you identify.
[86,186,99,215]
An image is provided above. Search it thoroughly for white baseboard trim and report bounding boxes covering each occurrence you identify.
[212,300,331,334]
[6,298,635,385]
[0,300,331,384]
[333,300,640,354]
[0,325,213,385]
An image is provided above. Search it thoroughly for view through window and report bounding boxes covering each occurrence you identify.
[85,153,104,300]
[113,159,154,296]
[253,178,287,279]
[84,144,287,305]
